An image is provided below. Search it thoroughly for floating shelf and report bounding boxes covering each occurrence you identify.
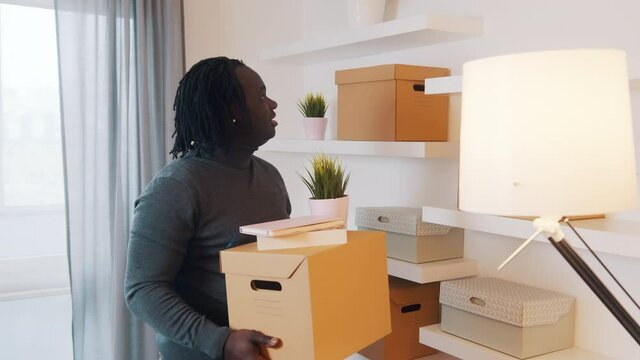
[387,257,478,284]
[260,14,483,64]
[424,74,640,95]
[419,324,612,360]
[259,139,459,159]
[425,75,462,95]
[422,206,640,259]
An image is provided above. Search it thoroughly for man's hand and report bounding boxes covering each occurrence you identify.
[223,329,280,360]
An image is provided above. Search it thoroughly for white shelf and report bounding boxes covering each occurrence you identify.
[422,206,640,259]
[387,257,478,284]
[425,75,462,95]
[419,324,612,360]
[424,75,640,95]
[259,139,459,158]
[261,14,483,64]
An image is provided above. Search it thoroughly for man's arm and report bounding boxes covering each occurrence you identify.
[124,176,230,358]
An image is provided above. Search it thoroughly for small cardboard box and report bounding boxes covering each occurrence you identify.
[440,278,575,359]
[360,276,440,360]
[358,226,464,263]
[220,231,392,360]
[335,64,450,141]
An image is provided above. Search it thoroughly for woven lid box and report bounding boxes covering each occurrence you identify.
[356,207,463,263]
[440,277,575,359]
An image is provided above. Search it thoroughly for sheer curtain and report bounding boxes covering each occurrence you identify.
[54,1,184,359]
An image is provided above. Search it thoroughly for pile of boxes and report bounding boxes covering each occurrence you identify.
[356,206,466,359]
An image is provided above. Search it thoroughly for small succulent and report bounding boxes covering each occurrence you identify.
[297,92,328,118]
[299,153,350,199]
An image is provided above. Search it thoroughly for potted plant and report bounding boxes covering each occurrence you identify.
[297,91,329,140]
[299,153,351,226]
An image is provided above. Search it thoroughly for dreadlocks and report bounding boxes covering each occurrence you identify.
[170,57,246,159]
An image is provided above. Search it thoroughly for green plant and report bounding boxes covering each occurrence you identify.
[297,91,328,118]
[299,153,350,199]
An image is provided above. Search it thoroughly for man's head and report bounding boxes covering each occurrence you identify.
[170,57,278,158]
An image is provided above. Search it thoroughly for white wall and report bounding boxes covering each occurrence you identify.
[183,1,640,358]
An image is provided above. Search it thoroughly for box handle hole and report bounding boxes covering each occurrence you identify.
[251,280,282,291]
[413,84,425,92]
[469,297,486,307]
[377,216,390,223]
[401,304,421,313]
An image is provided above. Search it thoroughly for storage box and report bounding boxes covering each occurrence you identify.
[220,231,392,360]
[360,276,440,360]
[440,278,575,359]
[358,226,464,263]
[356,207,452,237]
[335,64,450,141]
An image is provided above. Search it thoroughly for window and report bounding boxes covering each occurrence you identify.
[0,1,66,258]
[0,1,72,358]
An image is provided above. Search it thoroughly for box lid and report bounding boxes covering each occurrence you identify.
[220,242,339,279]
[440,277,574,327]
[335,64,450,84]
[355,207,451,236]
[389,276,439,306]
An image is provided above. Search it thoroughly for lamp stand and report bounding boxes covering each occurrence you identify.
[500,217,640,345]
[548,236,640,344]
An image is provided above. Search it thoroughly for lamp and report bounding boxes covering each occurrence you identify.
[458,49,640,344]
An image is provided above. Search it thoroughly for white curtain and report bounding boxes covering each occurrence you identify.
[54,1,184,359]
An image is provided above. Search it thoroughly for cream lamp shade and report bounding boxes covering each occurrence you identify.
[459,49,638,217]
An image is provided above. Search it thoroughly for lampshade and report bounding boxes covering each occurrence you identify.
[459,49,638,217]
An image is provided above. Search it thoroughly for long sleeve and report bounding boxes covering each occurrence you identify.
[124,176,230,359]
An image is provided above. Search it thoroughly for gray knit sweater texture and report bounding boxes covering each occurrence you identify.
[125,151,290,359]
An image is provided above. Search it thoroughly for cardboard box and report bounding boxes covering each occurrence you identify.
[360,276,440,360]
[221,231,391,360]
[440,278,575,359]
[358,226,464,263]
[335,64,450,141]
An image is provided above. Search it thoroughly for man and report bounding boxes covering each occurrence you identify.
[125,57,290,360]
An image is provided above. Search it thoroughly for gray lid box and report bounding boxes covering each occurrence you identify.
[356,207,451,236]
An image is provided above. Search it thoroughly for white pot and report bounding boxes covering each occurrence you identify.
[347,0,386,28]
[303,117,328,140]
[308,195,349,228]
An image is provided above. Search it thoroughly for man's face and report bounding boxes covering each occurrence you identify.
[233,66,278,148]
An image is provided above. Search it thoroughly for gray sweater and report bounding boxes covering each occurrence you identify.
[125,151,291,360]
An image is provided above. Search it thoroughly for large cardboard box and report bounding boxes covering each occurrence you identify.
[360,276,440,360]
[335,64,450,141]
[220,231,392,360]
[440,278,575,359]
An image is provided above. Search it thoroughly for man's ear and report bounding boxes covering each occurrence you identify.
[229,103,241,123]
